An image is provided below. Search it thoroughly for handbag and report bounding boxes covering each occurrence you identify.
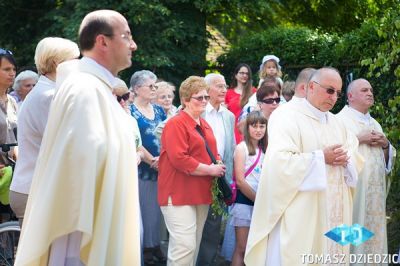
[195,125,232,201]
[225,146,262,205]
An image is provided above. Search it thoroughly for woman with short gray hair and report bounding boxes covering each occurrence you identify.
[11,70,38,104]
[130,70,167,264]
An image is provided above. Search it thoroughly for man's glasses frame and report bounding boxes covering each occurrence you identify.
[259,97,280,104]
[191,95,210,102]
[313,81,342,98]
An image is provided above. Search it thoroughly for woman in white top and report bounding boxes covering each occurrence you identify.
[231,110,267,266]
[10,37,79,225]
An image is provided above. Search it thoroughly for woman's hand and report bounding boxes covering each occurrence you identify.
[150,156,159,170]
[209,164,226,177]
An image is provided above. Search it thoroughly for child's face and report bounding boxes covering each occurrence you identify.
[264,60,278,77]
[249,122,266,141]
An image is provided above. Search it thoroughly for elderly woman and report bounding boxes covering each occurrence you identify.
[154,81,177,117]
[0,48,18,168]
[158,76,226,265]
[10,70,38,105]
[130,70,167,264]
[10,37,80,225]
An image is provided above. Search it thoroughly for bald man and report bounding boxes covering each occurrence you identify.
[337,78,395,263]
[15,10,140,266]
[245,68,363,265]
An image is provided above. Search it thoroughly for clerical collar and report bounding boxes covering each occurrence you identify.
[304,99,328,124]
[205,102,223,113]
[348,106,371,124]
[81,57,118,87]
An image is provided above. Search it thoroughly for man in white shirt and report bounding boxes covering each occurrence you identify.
[197,73,235,265]
[337,78,395,262]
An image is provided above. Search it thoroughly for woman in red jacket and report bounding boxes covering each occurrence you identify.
[158,76,226,265]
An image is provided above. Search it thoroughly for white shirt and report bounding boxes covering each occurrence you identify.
[11,75,56,194]
[204,102,226,158]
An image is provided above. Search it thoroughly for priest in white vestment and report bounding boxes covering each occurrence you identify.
[245,67,364,266]
[337,78,395,265]
[15,10,141,266]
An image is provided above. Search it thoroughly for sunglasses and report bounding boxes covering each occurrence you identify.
[260,97,280,104]
[313,81,342,98]
[0,48,13,55]
[191,95,210,101]
[117,92,130,102]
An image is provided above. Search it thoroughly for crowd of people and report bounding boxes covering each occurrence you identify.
[0,8,397,266]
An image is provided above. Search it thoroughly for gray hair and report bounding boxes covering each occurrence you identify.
[13,70,39,91]
[130,70,157,89]
[204,73,225,86]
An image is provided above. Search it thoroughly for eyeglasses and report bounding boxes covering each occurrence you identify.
[237,72,249,76]
[103,32,134,42]
[313,81,342,98]
[215,84,228,89]
[260,97,280,104]
[159,95,174,100]
[141,84,158,90]
[0,48,13,55]
[191,95,210,101]
[117,92,130,102]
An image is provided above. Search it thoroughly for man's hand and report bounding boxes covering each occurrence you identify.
[323,144,349,166]
[357,130,375,145]
[370,131,389,148]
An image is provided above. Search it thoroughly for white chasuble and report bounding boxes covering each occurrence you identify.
[15,59,141,266]
[337,106,395,265]
[245,99,364,266]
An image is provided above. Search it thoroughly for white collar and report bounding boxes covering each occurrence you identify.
[81,57,117,87]
[206,102,224,113]
[347,106,371,124]
[304,99,328,124]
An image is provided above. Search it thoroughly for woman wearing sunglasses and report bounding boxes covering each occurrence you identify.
[158,76,226,265]
[129,70,167,265]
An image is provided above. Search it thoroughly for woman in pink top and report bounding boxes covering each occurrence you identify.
[225,63,256,143]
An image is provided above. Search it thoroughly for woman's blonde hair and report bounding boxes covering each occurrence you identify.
[35,37,80,75]
[156,81,175,97]
[179,76,207,108]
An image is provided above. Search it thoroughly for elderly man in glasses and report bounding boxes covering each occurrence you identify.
[15,10,141,266]
[336,78,395,261]
[245,67,364,265]
[196,73,235,265]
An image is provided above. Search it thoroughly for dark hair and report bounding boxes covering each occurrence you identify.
[256,79,281,102]
[243,111,268,155]
[79,18,114,51]
[230,63,253,108]
[0,49,17,69]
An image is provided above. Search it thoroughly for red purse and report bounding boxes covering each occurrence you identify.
[225,147,262,206]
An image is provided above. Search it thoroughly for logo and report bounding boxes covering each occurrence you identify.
[325,224,374,246]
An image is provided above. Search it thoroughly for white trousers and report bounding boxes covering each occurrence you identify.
[161,199,209,266]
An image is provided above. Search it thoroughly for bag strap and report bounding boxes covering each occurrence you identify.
[233,146,262,182]
[245,147,262,177]
[195,125,217,164]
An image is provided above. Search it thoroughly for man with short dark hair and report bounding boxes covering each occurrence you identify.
[15,10,140,265]
[245,68,363,265]
[337,78,395,260]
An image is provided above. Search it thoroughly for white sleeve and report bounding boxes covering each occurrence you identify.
[344,157,358,188]
[385,144,395,174]
[299,150,327,191]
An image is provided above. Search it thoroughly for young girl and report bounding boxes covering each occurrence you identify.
[231,110,267,266]
[258,54,283,88]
